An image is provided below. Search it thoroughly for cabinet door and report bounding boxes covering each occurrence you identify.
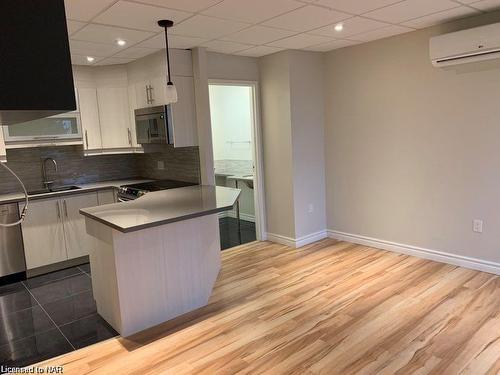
[0,125,6,161]
[78,87,102,150]
[62,192,99,259]
[149,76,167,106]
[127,85,139,148]
[97,189,116,205]
[171,76,198,147]
[134,81,150,108]
[20,198,67,269]
[97,87,131,149]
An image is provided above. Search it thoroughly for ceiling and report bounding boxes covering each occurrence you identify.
[66,0,500,65]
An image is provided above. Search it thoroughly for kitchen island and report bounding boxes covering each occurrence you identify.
[80,185,240,336]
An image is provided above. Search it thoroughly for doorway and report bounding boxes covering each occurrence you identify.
[208,81,265,250]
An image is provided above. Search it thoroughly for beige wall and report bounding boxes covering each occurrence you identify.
[260,52,296,238]
[325,11,500,264]
[207,52,259,82]
[289,51,327,239]
[260,50,327,241]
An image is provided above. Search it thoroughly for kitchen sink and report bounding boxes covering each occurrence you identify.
[28,185,81,196]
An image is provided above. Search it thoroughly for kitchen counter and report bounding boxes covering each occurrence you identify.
[0,178,153,205]
[80,185,240,233]
[83,185,240,337]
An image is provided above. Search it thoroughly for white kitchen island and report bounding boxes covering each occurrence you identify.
[79,185,240,337]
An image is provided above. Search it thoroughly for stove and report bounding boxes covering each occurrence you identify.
[117,179,198,201]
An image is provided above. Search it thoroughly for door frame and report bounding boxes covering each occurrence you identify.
[208,79,267,241]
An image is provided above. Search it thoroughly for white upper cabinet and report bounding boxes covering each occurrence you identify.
[97,87,131,149]
[75,65,140,155]
[0,126,6,162]
[78,87,102,151]
[171,76,198,147]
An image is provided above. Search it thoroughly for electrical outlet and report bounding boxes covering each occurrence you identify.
[473,219,483,233]
[157,161,165,170]
[308,204,314,214]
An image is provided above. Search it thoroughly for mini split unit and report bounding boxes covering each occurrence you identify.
[430,22,500,67]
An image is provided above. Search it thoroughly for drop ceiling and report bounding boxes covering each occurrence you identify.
[66,0,500,65]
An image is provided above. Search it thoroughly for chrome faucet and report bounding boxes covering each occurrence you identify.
[42,158,58,189]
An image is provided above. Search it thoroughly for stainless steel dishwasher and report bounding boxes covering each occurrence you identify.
[0,203,26,278]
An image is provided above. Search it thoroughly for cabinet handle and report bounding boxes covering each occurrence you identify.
[149,85,154,103]
[85,130,89,149]
[63,200,68,218]
[127,128,132,146]
[56,201,61,219]
[145,85,150,104]
[147,128,151,142]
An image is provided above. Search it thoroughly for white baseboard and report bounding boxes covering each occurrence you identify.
[328,230,500,275]
[266,230,328,248]
[218,211,255,223]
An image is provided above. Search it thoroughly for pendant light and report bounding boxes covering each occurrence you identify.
[158,19,178,104]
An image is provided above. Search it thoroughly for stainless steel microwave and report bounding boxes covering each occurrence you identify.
[134,105,173,145]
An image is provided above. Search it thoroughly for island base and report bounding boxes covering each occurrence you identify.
[85,213,221,337]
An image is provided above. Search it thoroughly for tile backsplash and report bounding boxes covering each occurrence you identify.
[0,145,201,194]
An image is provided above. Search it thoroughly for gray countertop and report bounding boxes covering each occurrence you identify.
[80,185,241,233]
[0,179,153,205]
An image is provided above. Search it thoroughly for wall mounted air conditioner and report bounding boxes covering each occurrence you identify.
[430,22,500,67]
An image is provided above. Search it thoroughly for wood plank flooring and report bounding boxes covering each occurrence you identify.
[38,239,500,374]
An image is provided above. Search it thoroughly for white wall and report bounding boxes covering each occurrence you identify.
[207,52,259,81]
[209,85,253,161]
[325,11,500,268]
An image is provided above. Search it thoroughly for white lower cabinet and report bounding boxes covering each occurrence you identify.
[62,193,98,260]
[20,198,67,269]
[21,192,99,269]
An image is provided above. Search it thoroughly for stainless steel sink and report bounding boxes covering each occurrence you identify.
[28,185,81,196]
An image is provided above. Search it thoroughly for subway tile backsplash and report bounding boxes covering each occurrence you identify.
[0,145,201,194]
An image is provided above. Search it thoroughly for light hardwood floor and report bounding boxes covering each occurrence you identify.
[40,239,500,374]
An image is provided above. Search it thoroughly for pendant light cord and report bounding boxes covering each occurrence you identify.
[163,25,173,85]
[0,162,28,227]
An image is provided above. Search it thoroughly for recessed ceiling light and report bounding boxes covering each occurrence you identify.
[117,39,126,46]
[86,56,95,63]
[334,23,343,32]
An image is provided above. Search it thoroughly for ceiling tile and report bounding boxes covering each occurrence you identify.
[93,1,192,32]
[131,0,221,12]
[304,38,359,51]
[170,15,249,39]
[364,0,460,23]
[67,20,87,35]
[70,40,121,57]
[267,33,332,48]
[470,0,500,11]
[64,0,116,22]
[201,0,303,24]
[72,24,155,45]
[137,33,208,49]
[201,40,254,54]
[401,6,479,28]
[350,25,413,42]
[221,25,296,45]
[71,54,99,65]
[113,46,160,59]
[311,16,389,38]
[314,0,402,14]
[236,45,284,57]
[262,5,351,32]
[95,57,136,65]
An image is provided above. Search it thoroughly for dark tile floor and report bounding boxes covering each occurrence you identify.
[0,264,117,370]
[219,217,256,250]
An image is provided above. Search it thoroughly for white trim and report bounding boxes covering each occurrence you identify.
[208,79,267,242]
[267,230,328,248]
[328,230,500,275]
